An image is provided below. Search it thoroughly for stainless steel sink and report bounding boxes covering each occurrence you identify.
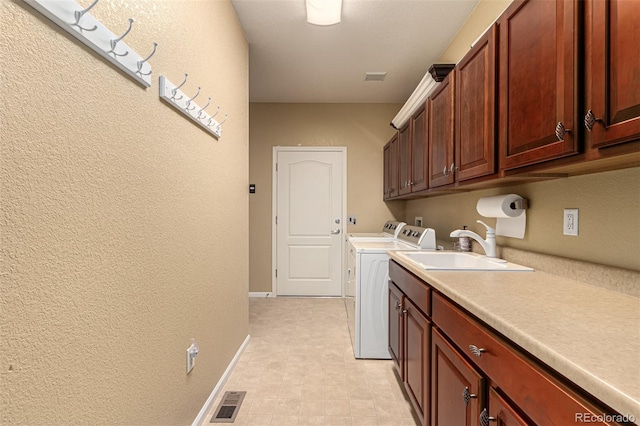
[396,251,533,272]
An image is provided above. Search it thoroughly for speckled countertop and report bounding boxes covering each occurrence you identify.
[387,251,640,421]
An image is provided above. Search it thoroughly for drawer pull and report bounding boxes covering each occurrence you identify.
[469,345,485,357]
[555,121,572,141]
[480,408,496,426]
[462,387,477,407]
[584,109,603,131]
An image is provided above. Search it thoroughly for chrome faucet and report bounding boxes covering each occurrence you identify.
[450,220,497,258]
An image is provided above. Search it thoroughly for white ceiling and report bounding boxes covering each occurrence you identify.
[230,0,479,103]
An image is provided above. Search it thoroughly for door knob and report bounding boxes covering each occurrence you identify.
[331,229,341,234]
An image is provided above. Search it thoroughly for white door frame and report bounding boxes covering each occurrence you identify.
[272,146,347,297]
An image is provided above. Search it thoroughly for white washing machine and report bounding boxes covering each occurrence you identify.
[345,225,437,359]
[344,220,405,299]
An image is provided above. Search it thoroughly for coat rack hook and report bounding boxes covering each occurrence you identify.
[171,73,188,101]
[213,114,228,134]
[136,42,157,76]
[107,18,134,57]
[72,0,99,31]
[185,87,201,111]
[197,97,211,119]
[211,106,220,119]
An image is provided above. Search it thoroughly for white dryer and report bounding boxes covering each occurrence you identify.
[346,225,436,359]
[346,220,406,241]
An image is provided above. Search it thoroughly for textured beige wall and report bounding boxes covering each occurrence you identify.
[249,103,404,293]
[0,0,248,424]
[405,168,640,271]
[437,0,512,63]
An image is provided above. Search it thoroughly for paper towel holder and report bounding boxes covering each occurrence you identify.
[510,198,529,210]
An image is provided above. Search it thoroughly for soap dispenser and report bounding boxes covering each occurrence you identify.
[459,226,471,252]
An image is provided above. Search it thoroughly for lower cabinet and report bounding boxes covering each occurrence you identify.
[388,282,403,376]
[388,260,630,426]
[486,387,530,426]
[404,298,430,425]
[431,328,484,426]
[388,260,431,426]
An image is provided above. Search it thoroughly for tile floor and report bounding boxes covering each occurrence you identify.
[203,297,420,426]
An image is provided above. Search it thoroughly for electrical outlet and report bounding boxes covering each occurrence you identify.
[415,217,423,227]
[563,209,579,236]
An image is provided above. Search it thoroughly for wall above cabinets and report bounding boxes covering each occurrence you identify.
[384,0,640,201]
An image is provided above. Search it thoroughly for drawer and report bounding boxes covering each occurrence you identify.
[389,260,430,317]
[432,293,623,426]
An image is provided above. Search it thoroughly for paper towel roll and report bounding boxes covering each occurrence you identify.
[476,194,526,238]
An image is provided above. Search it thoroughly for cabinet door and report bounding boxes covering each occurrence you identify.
[388,283,403,377]
[386,135,399,198]
[383,141,391,200]
[398,125,412,195]
[483,387,530,426]
[432,329,484,426]
[585,0,640,149]
[411,105,429,192]
[498,0,578,170]
[455,25,497,182]
[404,298,431,426]
[428,71,456,188]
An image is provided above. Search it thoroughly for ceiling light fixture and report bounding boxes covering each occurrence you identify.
[306,0,342,26]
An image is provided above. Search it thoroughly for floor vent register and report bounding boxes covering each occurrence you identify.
[210,391,246,423]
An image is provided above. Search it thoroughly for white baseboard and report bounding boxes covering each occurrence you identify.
[249,292,274,298]
[191,334,251,426]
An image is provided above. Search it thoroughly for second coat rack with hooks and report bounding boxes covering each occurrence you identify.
[23,0,157,88]
[159,74,227,139]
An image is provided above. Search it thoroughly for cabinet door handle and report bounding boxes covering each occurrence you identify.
[449,163,456,174]
[443,165,449,176]
[469,345,486,357]
[555,121,572,141]
[395,301,401,311]
[584,109,603,131]
[462,387,477,407]
[480,408,496,426]
[402,308,408,314]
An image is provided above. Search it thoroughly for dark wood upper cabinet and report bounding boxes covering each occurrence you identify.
[398,124,412,196]
[410,105,429,192]
[383,135,399,199]
[428,71,456,188]
[455,25,498,182]
[584,0,640,151]
[498,0,579,170]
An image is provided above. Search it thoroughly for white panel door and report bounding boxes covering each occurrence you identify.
[276,150,344,296]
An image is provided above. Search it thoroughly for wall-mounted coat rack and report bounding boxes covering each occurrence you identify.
[159,75,227,139]
[24,0,157,88]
